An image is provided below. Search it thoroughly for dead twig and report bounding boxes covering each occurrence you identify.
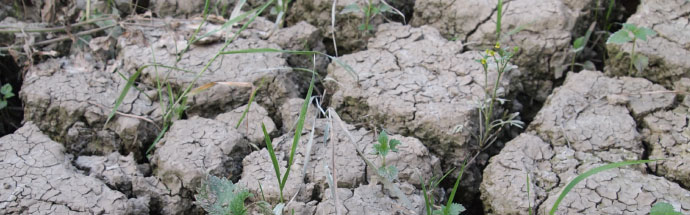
[0,24,117,51]
[0,16,117,33]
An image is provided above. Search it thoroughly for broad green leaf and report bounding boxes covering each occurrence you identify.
[606,30,632,44]
[340,3,361,14]
[549,160,658,215]
[0,100,7,109]
[378,130,389,146]
[1,83,12,96]
[622,23,638,32]
[650,202,682,215]
[634,27,656,41]
[572,36,585,52]
[633,54,649,74]
[389,139,401,152]
[358,23,367,31]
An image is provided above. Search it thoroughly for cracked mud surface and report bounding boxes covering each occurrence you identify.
[412,0,596,101]
[326,23,519,203]
[153,103,275,198]
[20,55,161,161]
[606,0,690,88]
[0,123,148,214]
[481,70,689,214]
[119,18,302,117]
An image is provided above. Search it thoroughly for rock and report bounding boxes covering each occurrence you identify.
[286,0,384,52]
[481,71,689,214]
[118,18,300,118]
[606,0,690,88]
[315,184,426,214]
[20,55,161,161]
[326,23,519,201]
[364,135,442,187]
[0,123,148,214]
[237,148,311,203]
[412,0,596,101]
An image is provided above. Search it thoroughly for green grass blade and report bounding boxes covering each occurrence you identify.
[106,68,141,125]
[261,123,283,199]
[194,5,263,42]
[420,176,432,215]
[280,73,315,189]
[177,0,210,61]
[445,160,467,214]
[549,160,658,215]
[235,78,265,128]
[496,0,503,39]
[146,124,169,156]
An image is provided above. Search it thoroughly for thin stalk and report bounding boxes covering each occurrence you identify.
[629,38,635,75]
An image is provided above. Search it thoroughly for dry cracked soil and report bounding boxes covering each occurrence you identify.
[0,0,689,214]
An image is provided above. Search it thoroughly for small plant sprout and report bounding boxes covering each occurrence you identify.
[606,23,656,75]
[373,130,401,181]
[569,22,596,73]
[194,175,252,215]
[341,0,397,33]
[0,83,14,110]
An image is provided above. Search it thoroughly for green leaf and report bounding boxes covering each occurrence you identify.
[572,36,585,53]
[378,130,389,147]
[389,139,401,152]
[606,29,632,44]
[194,175,252,215]
[634,27,656,41]
[650,202,682,215]
[0,100,7,110]
[549,160,658,215]
[341,3,361,14]
[622,23,638,32]
[1,83,12,96]
[280,73,316,194]
[358,23,367,31]
[378,3,392,13]
[633,54,649,74]
[262,123,283,193]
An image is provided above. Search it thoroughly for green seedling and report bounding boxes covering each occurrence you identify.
[435,160,468,215]
[570,22,596,73]
[606,23,656,75]
[270,0,292,28]
[373,130,401,181]
[0,84,14,110]
[549,159,658,215]
[341,0,394,33]
[260,73,315,203]
[194,175,252,215]
[650,202,682,215]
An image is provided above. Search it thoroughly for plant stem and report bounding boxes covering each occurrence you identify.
[629,38,636,75]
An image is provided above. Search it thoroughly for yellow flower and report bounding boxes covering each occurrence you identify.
[494,42,501,49]
[488,50,495,56]
[481,58,487,65]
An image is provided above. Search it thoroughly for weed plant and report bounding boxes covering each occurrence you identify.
[0,84,14,110]
[606,23,656,75]
[341,0,403,33]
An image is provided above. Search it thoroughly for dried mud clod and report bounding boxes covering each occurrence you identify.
[20,55,161,161]
[412,0,598,101]
[0,123,149,214]
[152,103,276,202]
[118,18,302,118]
[481,70,689,214]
